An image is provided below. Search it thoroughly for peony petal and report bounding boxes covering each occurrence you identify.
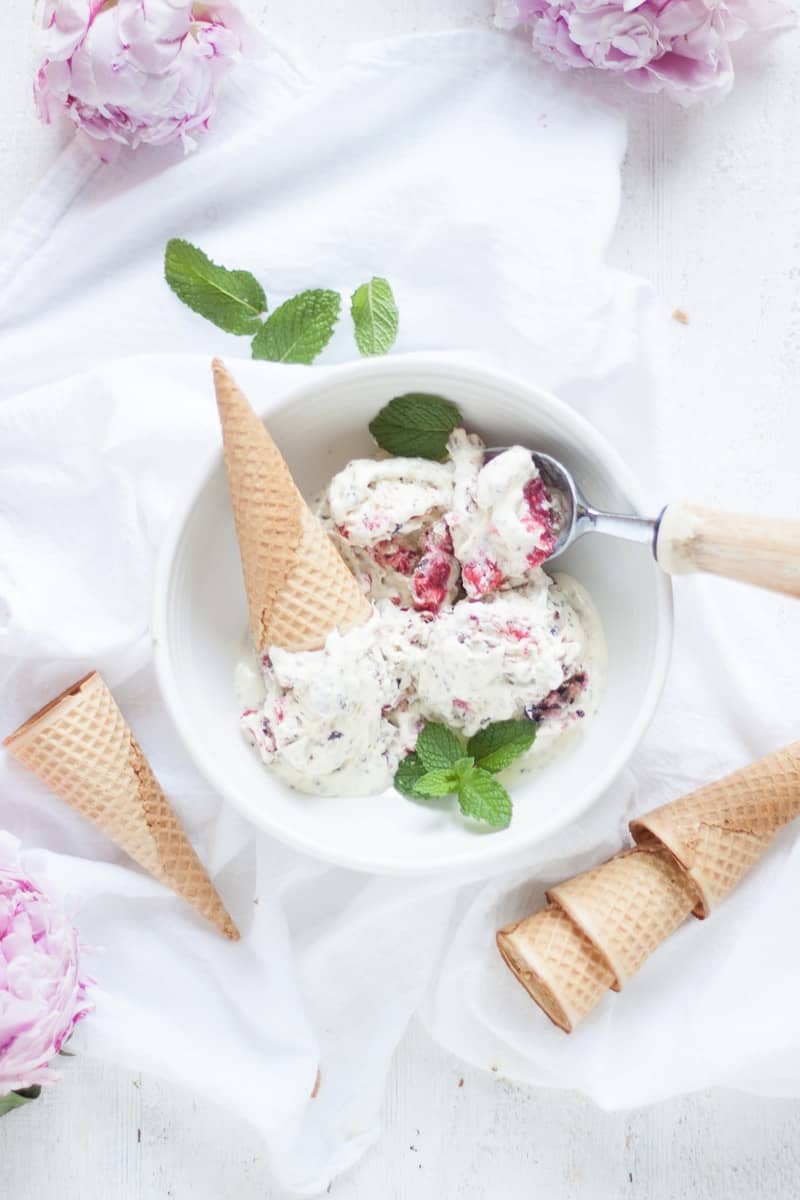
[0,836,91,1094]
[33,0,248,155]
[495,0,788,99]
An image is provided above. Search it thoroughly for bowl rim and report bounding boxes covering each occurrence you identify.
[153,352,673,876]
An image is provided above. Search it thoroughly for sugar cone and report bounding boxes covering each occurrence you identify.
[496,904,614,1032]
[212,358,371,653]
[548,847,699,989]
[4,672,239,940]
[630,741,800,917]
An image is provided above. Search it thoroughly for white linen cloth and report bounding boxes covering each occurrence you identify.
[1,30,798,1194]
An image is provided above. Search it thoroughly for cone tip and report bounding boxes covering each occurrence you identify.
[211,359,250,429]
[211,357,233,395]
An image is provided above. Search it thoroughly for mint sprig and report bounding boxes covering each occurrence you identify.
[351,277,399,356]
[416,722,467,772]
[458,769,513,828]
[163,240,399,367]
[164,239,266,335]
[413,757,475,797]
[394,718,537,830]
[467,720,537,772]
[252,289,341,364]
[369,394,462,461]
[394,752,427,798]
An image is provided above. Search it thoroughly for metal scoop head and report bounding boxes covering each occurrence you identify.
[486,447,659,564]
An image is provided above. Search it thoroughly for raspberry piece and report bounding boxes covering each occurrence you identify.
[424,520,454,555]
[412,553,454,613]
[522,476,557,566]
[462,557,505,598]
[372,539,420,576]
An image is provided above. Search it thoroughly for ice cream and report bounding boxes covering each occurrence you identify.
[447,434,568,597]
[241,605,421,797]
[239,429,605,799]
[318,429,567,611]
[322,453,460,612]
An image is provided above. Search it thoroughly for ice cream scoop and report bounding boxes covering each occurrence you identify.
[487,448,800,597]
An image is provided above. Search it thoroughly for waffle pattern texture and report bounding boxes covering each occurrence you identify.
[497,904,615,1033]
[498,742,800,1030]
[630,743,800,916]
[5,672,238,939]
[549,847,698,988]
[213,359,371,653]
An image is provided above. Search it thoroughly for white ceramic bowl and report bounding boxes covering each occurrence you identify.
[154,354,672,876]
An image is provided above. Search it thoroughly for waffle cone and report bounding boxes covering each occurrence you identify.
[4,673,238,940]
[630,741,800,917]
[212,359,371,653]
[548,847,698,989]
[497,904,614,1032]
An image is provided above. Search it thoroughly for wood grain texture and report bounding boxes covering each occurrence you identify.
[2,1,800,1196]
[4,1025,800,1199]
[657,503,800,595]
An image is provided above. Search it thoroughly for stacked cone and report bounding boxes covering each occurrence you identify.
[629,742,800,917]
[497,741,800,1031]
[212,358,371,653]
[4,672,239,940]
[497,903,615,1033]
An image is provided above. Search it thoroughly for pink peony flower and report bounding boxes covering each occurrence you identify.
[34,0,251,160]
[0,834,92,1097]
[495,0,787,102]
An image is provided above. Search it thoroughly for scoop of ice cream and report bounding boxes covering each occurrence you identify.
[447,436,564,599]
[241,607,424,796]
[321,432,564,609]
[415,581,589,737]
[326,456,454,544]
[322,456,460,613]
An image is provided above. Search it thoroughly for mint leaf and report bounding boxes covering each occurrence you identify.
[457,768,513,829]
[369,394,462,460]
[394,752,427,797]
[415,721,465,772]
[451,756,476,781]
[0,1086,41,1118]
[467,720,537,774]
[351,277,399,356]
[251,289,340,364]
[164,239,266,335]
[412,768,458,797]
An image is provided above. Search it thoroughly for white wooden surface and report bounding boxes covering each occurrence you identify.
[3,2,800,1197]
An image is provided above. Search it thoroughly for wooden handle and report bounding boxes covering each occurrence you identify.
[656,503,800,597]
